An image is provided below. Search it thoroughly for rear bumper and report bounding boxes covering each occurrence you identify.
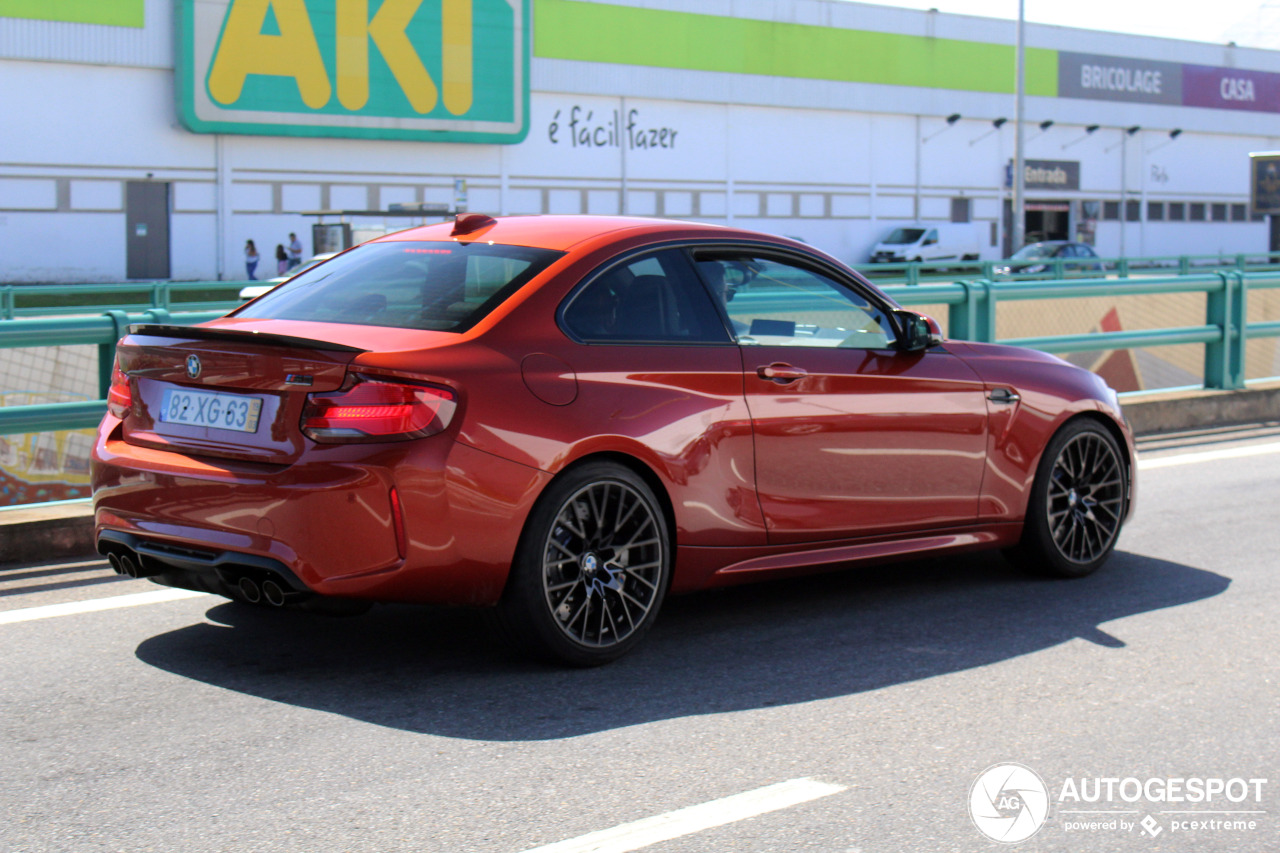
[91,417,550,605]
[98,528,309,602]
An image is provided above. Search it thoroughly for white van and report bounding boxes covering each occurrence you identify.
[869,224,981,264]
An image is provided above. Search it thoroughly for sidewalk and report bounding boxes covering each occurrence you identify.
[2,381,1278,567]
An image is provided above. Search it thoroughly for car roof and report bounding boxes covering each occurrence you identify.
[371,214,803,253]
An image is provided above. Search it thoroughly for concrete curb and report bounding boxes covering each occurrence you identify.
[0,501,95,565]
[2,383,1277,567]
[1119,381,1280,436]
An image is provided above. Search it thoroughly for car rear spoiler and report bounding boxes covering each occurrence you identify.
[127,324,368,353]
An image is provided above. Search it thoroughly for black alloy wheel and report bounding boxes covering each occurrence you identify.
[1009,419,1127,578]
[498,462,670,666]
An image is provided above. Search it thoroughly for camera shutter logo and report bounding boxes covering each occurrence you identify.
[969,763,1050,843]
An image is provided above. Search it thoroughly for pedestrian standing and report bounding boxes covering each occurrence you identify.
[244,240,259,280]
[287,232,303,270]
[275,243,288,276]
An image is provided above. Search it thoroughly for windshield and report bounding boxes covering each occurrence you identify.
[884,228,925,245]
[1010,243,1057,260]
[236,241,563,332]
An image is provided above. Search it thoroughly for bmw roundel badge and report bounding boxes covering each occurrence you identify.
[186,354,201,379]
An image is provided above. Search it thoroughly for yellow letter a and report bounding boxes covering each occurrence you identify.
[208,0,331,110]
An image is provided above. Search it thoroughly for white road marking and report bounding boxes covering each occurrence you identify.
[516,777,847,853]
[0,588,210,625]
[1138,440,1280,471]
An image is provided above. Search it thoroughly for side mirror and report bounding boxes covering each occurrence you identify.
[894,310,943,353]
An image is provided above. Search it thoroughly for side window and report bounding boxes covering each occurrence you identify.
[562,249,732,344]
[924,229,939,245]
[693,253,894,349]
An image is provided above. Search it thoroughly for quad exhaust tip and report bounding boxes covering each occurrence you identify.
[261,580,287,607]
[99,537,310,607]
[238,577,262,604]
[119,553,139,578]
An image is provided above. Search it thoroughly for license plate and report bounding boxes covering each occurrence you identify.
[160,388,263,433]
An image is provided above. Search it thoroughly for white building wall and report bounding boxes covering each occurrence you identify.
[1,1,1279,281]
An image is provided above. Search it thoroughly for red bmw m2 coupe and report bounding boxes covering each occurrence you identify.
[93,214,1135,665]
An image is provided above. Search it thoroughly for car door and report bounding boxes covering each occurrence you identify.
[692,248,990,544]
[558,247,765,547]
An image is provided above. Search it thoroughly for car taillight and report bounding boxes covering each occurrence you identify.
[301,376,456,443]
[107,360,132,419]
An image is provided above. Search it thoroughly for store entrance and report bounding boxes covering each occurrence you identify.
[1002,199,1073,256]
[1024,201,1071,244]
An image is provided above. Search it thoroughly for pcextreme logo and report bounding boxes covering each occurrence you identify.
[177,0,529,142]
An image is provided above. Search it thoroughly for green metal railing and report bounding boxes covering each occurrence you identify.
[0,280,246,320]
[0,272,1278,437]
[0,308,225,434]
[853,251,1280,286]
[885,272,1274,393]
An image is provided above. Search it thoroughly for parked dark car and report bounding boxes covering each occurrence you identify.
[994,241,1103,276]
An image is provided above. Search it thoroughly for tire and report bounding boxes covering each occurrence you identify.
[1008,419,1127,578]
[497,462,671,666]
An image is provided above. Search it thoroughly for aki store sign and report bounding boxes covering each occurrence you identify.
[177,0,529,142]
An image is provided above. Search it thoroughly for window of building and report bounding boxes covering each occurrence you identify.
[950,197,971,223]
[1190,203,1206,221]
[1103,201,1121,220]
[1147,202,1165,221]
[1212,203,1228,222]
[1231,204,1248,222]
[1169,202,1186,221]
[1125,200,1141,222]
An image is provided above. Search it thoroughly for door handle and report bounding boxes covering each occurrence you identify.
[757,363,808,383]
[988,387,1021,404]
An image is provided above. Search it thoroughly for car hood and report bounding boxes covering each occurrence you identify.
[947,339,1071,370]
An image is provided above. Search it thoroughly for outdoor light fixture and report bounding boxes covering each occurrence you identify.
[1062,123,1102,150]
[1039,120,1054,130]
[969,118,1007,146]
[1145,128,1184,154]
[1127,125,1141,135]
[923,114,962,142]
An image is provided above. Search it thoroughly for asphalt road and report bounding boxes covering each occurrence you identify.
[1,432,1278,853]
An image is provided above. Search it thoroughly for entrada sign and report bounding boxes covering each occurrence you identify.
[1004,159,1081,192]
[177,0,529,142]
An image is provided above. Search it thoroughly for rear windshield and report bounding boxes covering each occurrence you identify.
[236,241,563,332]
[884,228,925,244]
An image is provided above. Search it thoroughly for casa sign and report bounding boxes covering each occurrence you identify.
[177,0,529,142]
